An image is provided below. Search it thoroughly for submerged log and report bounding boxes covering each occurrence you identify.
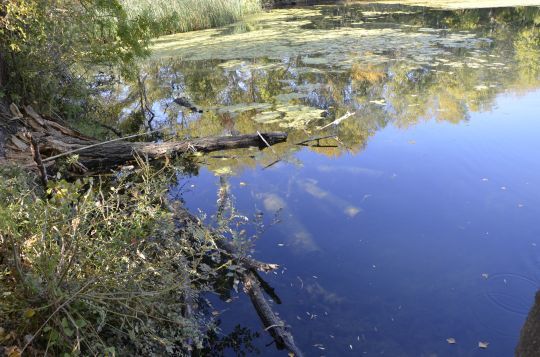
[169,202,304,357]
[1,105,287,173]
[243,273,304,356]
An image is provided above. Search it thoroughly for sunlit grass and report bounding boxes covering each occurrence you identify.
[122,0,262,35]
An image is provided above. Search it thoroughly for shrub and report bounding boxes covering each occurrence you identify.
[0,161,214,355]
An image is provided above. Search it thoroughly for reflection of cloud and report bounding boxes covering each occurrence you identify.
[261,193,286,212]
[297,178,363,218]
[305,281,343,304]
[344,206,361,217]
[316,165,384,177]
[300,179,328,199]
[258,192,320,253]
[292,230,319,252]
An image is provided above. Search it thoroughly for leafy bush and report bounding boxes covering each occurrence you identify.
[0,0,152,117]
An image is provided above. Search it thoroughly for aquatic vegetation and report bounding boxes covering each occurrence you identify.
[151,9,488,65]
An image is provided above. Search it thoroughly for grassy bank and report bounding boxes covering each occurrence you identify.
[122,0,262,36]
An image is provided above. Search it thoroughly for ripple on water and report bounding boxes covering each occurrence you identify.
[472,273,539,337]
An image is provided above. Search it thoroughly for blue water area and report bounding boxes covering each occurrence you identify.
[176,90,540,356]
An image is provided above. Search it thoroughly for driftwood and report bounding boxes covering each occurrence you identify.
[1,105,287,173]
[169,201,303,357]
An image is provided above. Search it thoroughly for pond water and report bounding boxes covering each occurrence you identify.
[111,2,540,355]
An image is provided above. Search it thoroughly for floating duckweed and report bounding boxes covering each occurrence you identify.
[151,7,489,69]
[253,105,326,128]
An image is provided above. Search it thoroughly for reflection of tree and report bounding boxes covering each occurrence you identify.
[202,323,260,356]
[104,5,540,170]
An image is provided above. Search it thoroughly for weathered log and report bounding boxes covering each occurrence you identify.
[1,105,287,172]
[243,272,303,357]
[38,131,287,172]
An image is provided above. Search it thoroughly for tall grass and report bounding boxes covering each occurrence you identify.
[122,0,262,36]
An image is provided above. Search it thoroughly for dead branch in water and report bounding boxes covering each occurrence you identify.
[317,111,355,130]
[168,201,303,357]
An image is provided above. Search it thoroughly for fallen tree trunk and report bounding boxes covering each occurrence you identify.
[1,105,287,173]
[243,273,304,357]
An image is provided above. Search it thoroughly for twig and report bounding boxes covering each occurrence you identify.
[258,130,283,168]
[264,323,285,331]
[257,130,278,155]
[318,111,355,130]
[22,279,96,353]
[295,135,338,146]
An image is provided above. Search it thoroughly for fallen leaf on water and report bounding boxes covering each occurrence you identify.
[481,273,489,279]
[478,341,489,349]
[446,337,456,344]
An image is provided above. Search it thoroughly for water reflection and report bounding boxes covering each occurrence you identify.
[98,4,540,177]
[104,3,540,355]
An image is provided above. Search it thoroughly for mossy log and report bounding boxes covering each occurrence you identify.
[1,105,287,173]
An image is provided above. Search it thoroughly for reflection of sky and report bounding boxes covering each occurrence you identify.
[175,90,540,356]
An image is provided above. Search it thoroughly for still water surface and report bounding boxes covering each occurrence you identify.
[117,2,540,355]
